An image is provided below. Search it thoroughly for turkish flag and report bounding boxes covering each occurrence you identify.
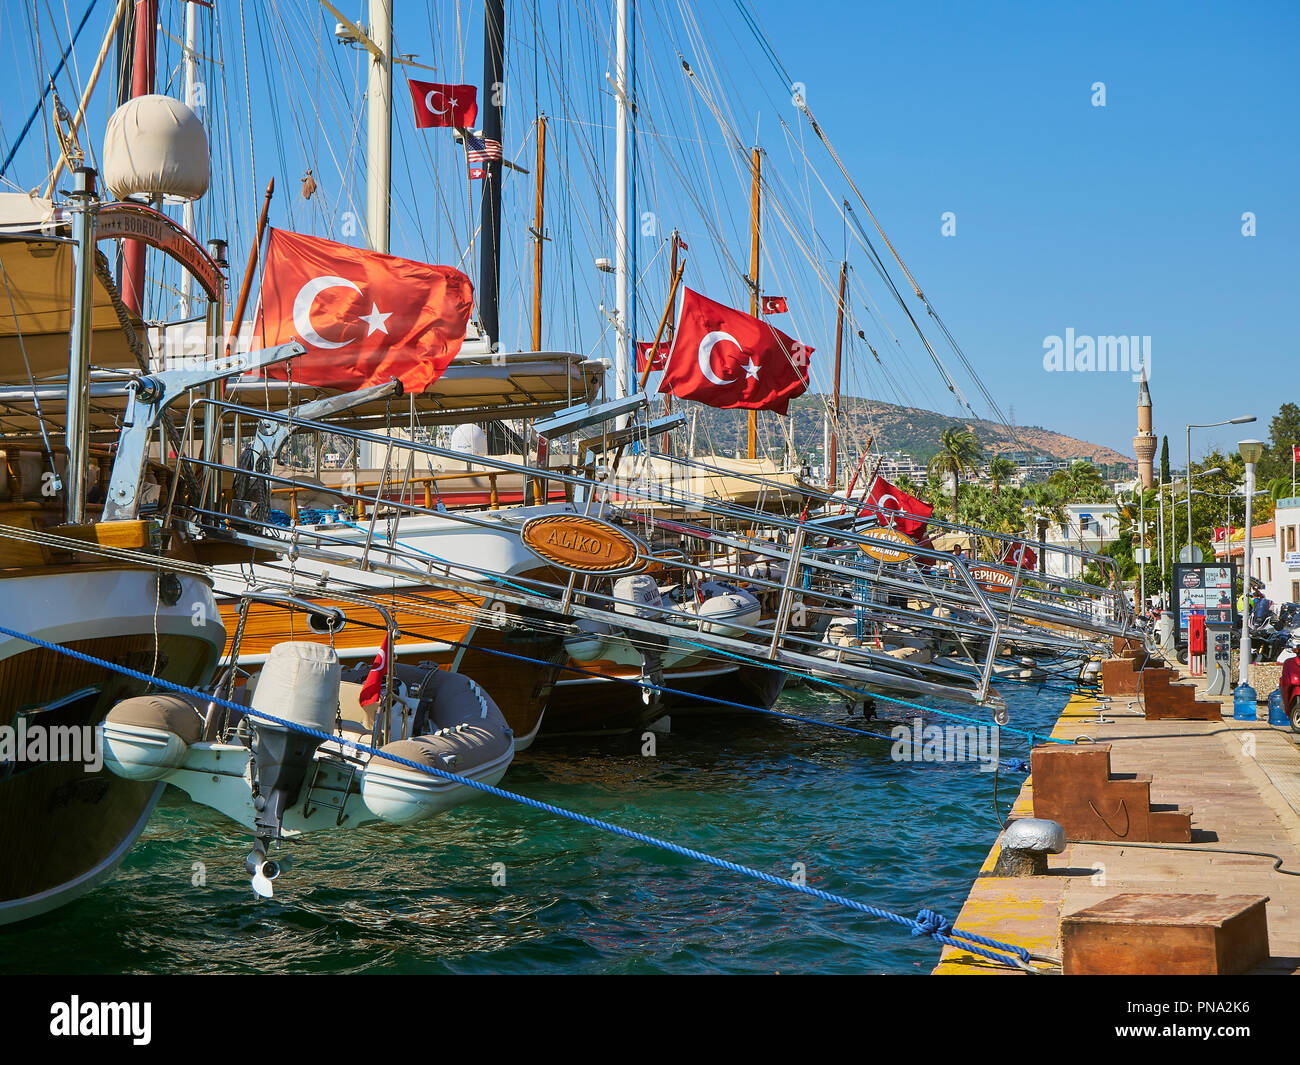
[635,340,671,373]
[860,475,932,538]
[658,287,811,414]
[359,635,392,707]
[761,295,788,314]
[257,228,473,392]
[1002,542,1038,570]
[408,79,478,128]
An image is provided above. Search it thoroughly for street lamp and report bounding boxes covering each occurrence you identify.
[1237,438,1265,697]
[1168,470,1221,564]
[1187,418,1254,558]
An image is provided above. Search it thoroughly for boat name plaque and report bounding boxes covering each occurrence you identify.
[521,515,646,574]
[969,565,1015,592]
[858,527,916,563]
[95,202,224,301]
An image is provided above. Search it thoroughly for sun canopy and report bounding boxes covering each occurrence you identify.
[0,234,148,380]
[223,347,604,429]
[0,231,151,441]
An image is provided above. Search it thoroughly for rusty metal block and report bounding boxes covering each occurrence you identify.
[1062,893,1270,974]
[1031,744,1192,842]
[1101,658,1141,696]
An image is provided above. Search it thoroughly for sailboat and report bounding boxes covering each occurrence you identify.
[0,116,236,919]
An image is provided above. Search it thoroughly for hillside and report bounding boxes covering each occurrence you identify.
[691,394,1135,472]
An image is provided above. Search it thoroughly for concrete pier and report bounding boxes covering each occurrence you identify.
[934,668,1300,974]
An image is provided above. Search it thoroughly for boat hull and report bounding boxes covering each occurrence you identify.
[0,568,224,925]
[540,659,786,736]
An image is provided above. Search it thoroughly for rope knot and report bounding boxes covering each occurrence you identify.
[912,908,952,938]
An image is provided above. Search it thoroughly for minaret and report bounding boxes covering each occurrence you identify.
[1132,372,1156,489]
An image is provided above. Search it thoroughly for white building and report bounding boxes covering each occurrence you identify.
[1043,502,1122,580]
[1225,498,1300,606]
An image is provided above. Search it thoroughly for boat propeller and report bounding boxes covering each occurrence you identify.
[246,842,293,899]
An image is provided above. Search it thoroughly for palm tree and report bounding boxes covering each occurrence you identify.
[1049,460,1108,503]
[1267,475,1295,502]
[927,427,981,516]
[988,456,1017,495]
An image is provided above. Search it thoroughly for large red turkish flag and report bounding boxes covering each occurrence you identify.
[257,229,473,392]
[860,475,933,538]
[1002,542,1038,570]
[407,80,479,128]
[658,287,811,414]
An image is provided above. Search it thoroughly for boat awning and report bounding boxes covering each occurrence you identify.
[224,349,604,428]
[0,234,149,378]
[0,232,150,440]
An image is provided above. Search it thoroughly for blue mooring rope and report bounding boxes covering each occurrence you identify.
[0,620,1036,970]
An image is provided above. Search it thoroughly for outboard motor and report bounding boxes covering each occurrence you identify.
[613,574,668,708]
[246,642,339,885]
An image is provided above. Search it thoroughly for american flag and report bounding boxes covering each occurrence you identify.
[465,130,503,163]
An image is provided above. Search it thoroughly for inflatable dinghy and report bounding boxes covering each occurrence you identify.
[100,641,514,896]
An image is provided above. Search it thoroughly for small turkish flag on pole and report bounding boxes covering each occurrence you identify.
[408,80,478,128]
[359,635,393,707]
[257,228,474,393]
[761,295,788,314]
[658,287,812,414]
[635,341,671,373]
[860,475,933,538]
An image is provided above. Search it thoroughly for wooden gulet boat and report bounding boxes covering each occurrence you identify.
[0,170,235,923]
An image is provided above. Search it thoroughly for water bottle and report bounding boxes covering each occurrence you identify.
[1233,683,1258,721]
[1269,689,1289,727]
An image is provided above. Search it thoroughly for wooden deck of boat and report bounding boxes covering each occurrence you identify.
[933,668,1300,974]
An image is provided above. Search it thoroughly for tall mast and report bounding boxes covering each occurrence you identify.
[613,0,630,404]
[180,0,201,313]
[827,259,847,489]
[531,114,547,351]
[478,0,505,349]
[365,0,393,253]
[746,145,761,459]
[122,0,157,316]
[66,167,98,524]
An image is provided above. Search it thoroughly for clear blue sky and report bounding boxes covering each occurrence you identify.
[1,0,1295,460]
[753,0,1298,457]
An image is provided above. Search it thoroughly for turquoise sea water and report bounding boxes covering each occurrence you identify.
[3,681,1070,974]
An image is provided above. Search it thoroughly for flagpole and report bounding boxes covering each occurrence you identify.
[835,436,874,515]
[636,260,685,394]
[225,179,274,359]
[746,146,761,460]
[664,231,679,421]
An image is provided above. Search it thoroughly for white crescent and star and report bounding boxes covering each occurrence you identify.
[698,330,761,386]
[425,89,458,115]
[292,276,390,348]
[877,493,901,526]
